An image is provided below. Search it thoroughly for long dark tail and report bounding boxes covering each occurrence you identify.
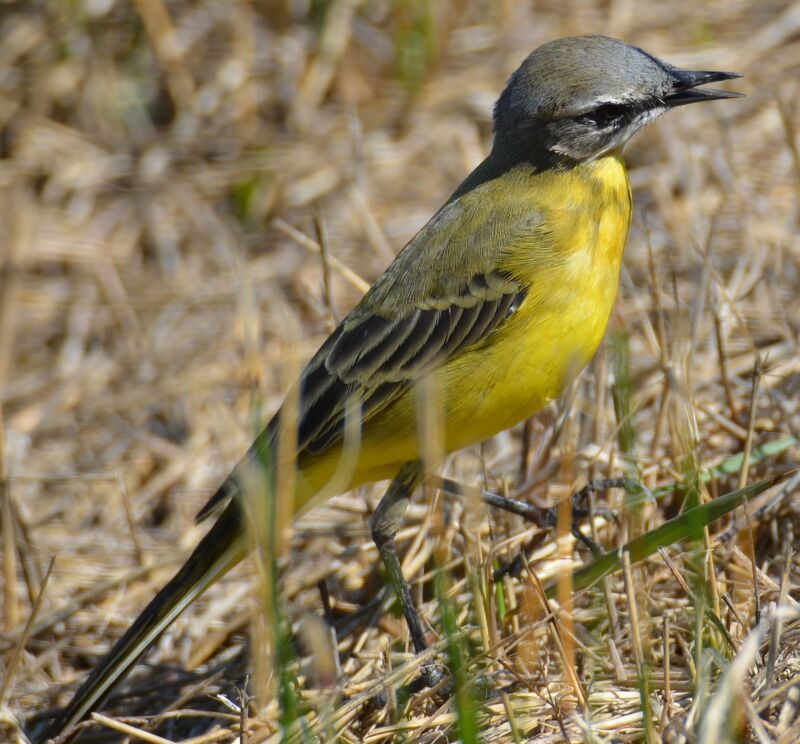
[41,501,249,741]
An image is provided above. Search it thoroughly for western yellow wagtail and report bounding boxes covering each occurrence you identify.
[43,35,741,739]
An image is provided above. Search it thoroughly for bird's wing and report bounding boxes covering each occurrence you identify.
[295,180,541,455]
[196,171,543,521]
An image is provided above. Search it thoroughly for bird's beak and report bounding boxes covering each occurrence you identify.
[664,69,744,107]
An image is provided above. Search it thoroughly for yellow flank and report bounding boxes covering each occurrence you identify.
[295,153,631,508]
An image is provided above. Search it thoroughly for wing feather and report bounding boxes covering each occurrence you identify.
[298,273,527,456]
[293,175,546,457]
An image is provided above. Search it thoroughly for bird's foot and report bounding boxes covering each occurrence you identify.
[491,477,643,580]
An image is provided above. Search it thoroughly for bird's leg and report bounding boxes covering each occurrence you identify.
[434,476,640,579]
[478,476,634,532]
[370,461,443,687]
[494,477,642,578]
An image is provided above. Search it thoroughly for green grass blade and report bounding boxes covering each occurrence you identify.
[438,569,479,744]
[618,436,798,509]
[610,329,638,473]
[546,469,796,598]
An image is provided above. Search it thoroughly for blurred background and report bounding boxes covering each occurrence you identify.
[1,0,799,741]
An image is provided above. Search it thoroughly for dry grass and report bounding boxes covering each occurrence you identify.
[1,1,799,742]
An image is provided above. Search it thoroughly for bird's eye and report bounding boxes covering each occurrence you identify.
[578,102,627,127]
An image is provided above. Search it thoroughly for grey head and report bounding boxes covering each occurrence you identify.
[493,35,742,165]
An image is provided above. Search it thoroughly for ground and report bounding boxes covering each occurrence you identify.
[1,1,799,742]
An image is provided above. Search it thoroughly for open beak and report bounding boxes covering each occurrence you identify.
[664,69,743,107]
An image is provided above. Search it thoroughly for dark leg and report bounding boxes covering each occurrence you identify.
[437,475,634,530]
[434,477,637,580]
[370,461,443,686]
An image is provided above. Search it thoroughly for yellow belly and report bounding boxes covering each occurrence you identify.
[295,154,631,507]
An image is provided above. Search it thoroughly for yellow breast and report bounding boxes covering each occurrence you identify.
[439,153,632,448]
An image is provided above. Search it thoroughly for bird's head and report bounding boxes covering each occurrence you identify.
[493,35,742,165]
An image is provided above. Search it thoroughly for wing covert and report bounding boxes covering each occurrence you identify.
[291,172,547,456]
[297,271,528,455]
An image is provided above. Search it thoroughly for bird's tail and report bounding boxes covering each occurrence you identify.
[41,500,249,741]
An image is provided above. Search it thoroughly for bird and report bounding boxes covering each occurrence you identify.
[41,34,741,740]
